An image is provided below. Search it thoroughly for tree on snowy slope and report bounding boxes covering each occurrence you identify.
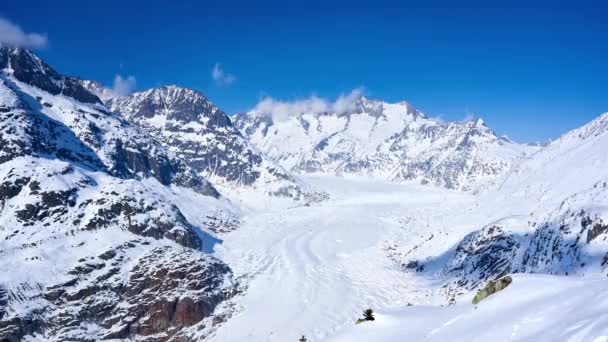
[356,308,376,323]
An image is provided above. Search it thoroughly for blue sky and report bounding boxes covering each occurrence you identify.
[2,0,607,142]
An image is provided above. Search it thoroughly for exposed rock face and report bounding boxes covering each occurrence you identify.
[472,276,512,305]
[0,61,218,197]
[0,160,234,340]
[13,245,237,341]
[1,242,237,341]
[0,47,237,341]
[234,97,537,192]
[103,86,312,200]
[0,46,101,104]
[442,225,521,292]
[123,247,235,337]
[430,179,608,302]
[521,181,608,276]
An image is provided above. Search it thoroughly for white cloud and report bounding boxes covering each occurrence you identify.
[252,88,365,122]
[0,18,48,49]
[212,63,236,86]
[333,88,364,113]
[462,112,477,122]
[112,74,136,96]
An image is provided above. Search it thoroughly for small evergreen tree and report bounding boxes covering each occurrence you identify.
[363,308,375,321]
[299,335,307,342]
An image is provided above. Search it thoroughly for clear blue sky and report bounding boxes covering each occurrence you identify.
[3,0,607,142]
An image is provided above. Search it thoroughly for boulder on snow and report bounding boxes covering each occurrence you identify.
[472,275,512,305]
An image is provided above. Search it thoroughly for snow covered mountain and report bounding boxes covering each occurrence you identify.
[399,111,608,300]
[2,43,608,342]
[0,45,238,341]
[100,86,317,203]
[234,96,538,192]
[79,79,117,102]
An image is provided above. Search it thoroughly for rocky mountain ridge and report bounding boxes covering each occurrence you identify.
[234,97,538,192]
[91,85,318,203]
[0,45,238,341]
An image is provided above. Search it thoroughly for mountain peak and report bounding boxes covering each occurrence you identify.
[136,84,210,103]
[108,86,310,198]
[235,97,534,192]
[1,46,101,104]
[108,84,225,125]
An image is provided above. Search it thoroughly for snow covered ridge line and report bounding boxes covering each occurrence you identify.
[0,46,241,340]
[233,96,539,193]
[87,82,326,204]
[0,46,219,198]
[0,45,101,105]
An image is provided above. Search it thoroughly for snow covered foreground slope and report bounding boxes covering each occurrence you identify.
[330,275,608,342]
[234,96,538,192]
[0,46,240,341]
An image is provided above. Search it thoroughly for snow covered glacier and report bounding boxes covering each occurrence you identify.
[2,44,608,341]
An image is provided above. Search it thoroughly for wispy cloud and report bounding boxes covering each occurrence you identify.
[0,17,48,49]
[112,74,136,96]
[462,112,477,122]
[252,88,365,122]
[211,63,236,86]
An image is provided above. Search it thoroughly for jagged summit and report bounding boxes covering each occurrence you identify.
[106,84,316,202]
[234,98,537,192]
[108,85,231,128]
[0,46,101,104]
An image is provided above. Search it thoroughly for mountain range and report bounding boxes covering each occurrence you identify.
[234,97,538,192]
[1,44,608,341]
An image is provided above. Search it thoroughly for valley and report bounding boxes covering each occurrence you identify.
[1,43,607,341]
[211,176,475,341]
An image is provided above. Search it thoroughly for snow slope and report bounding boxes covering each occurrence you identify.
[499,112,608,210]
[330,274,608,342]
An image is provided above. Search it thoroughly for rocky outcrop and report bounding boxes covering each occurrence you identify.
[472,276,512,305]
[0,157,237,340]
[1,244,238,341]
[0,46,101,104]
[0,47,237,341]
[35,245,236,341]
[105,86,312,200]
[442,225,521,291]
[521,181,608,276]
[0,68,218,197]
